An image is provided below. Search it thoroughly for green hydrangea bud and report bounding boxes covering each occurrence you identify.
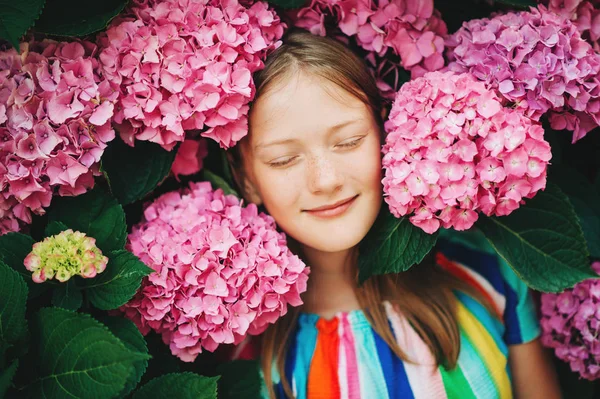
[24,229,108,283]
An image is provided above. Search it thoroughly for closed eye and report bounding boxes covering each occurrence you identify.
[268,156,298,168]
[336,136,365,149]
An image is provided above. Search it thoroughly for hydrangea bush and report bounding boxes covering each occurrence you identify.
[541,261,600,380]
[0,40,116,234]
[446,5,600,142]
[98,0,284,150]
[121,182,309,361]
[382,71,551,233]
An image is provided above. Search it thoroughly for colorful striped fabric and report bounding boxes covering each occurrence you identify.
[261,232,541,399]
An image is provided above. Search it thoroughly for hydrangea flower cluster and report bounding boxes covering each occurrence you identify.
[382,71,551,234]
[23,229,109,283]
[171,137,209,179]
[289,0,447,91]
[0,40,117,235]
[543,0,600,52]
[120,182,309,362]
[98,0,284,151]
[540,261,600,381]
[446,5,600,143]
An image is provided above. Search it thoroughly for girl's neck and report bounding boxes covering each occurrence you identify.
[298,245,362,319]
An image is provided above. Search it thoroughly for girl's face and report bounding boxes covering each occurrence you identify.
[243,72,383,253]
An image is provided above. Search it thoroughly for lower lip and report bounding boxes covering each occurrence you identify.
[305,196,358,219]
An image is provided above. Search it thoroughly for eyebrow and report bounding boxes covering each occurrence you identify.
[254,118,362,150]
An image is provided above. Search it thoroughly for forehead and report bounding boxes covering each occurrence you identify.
[248,72,370,145]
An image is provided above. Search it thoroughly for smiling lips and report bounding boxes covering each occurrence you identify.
[304,195,359,218]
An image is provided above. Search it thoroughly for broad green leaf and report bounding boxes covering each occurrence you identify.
[0,260,28,349]
[48,187,127,253]
[217,360,263,399]
[99,316,149,398]
[203,169,239,197]
[101,136,177,205]
[132,373,219,399]
[51,280,82,311]
[26,308,149,399]
[549,166,600,258]
[358,209,438,283]
[44,221,69,238]
[34,0,126,37]
[266,0,306,9]
[477,182,594,292]
[0,0,45,49]
[0,359,18,398]
[83,250,153,310]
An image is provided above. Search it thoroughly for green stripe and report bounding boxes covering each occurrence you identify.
[440,363,477,399]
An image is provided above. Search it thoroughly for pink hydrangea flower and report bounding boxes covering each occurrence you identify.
[542,0,600,52]
[540,261,600,381]
[0,40,116,235]
[446,5,600,142]
[98,0,284,151]
[171,137,209,179]
[382,71,551,233]
[288,0,447,93]
[120,182,309,362]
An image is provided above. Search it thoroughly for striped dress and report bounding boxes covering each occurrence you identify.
[232,231,541,399]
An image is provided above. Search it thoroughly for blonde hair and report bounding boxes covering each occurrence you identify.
[228,30,496,399]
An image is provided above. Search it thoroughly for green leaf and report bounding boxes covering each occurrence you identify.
[132,373,219,399]
[476,182,594,292]
[51,280,82,311]
[0,233,48,299]
[0,0,45,49]
[0,260,28,349]
[26,308,149,399]
[101,135,177,205]
[33,0,126,37]
[203,169,239,198]
[99,316,149,398]
[48,187,127,253]
[217,360,263,399]
[358,209,438,283]
[549,166,600,258]
[0,359,18,398]
[83,250,153,310]
[44,221,69,238]
[266,0,306,9]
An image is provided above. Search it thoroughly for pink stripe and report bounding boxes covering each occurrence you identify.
[385,302,448,399]
[340,313,361,399]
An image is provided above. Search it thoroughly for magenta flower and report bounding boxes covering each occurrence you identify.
[446,5,600,142]
[98,0,284,150]
[383,71,551,233]
[288,0,447,94]
[0,40,116,235]
[170,138,209,179]
[542,0,600,52]
[541,261,600,381]
[120,182,309,362]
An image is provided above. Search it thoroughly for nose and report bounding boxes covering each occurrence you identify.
[306,153,343,195]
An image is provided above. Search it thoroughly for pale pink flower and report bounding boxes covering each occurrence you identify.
[120,182,309,361]
[383,71,551,233]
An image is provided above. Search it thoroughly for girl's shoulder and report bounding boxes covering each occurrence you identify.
[435,228,541,346]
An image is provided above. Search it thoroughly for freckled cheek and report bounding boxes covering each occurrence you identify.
[256,168,304,213]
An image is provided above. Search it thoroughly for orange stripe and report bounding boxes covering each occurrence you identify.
[436,252,503,319]
[307,317,340,399]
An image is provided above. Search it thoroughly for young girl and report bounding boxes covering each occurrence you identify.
[227,30,561,399]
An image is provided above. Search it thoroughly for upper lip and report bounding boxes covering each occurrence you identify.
[304,195,358,212]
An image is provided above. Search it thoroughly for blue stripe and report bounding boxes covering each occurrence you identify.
[437,239,507,296]
[372,321,415,399]
[289,314,318,399]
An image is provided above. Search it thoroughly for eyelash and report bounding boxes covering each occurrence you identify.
[268,136,365,168]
